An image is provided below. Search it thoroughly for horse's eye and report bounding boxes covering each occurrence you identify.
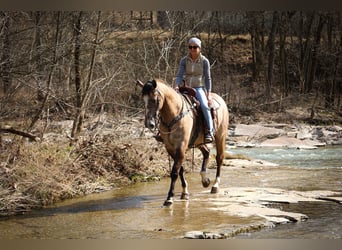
[147,98,157,108]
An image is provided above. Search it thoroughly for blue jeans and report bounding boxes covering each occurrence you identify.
[195,87,214,135]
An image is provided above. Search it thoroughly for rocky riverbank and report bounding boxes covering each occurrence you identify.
[184,122,342,239]
[182,152,342,239]
[228,123,342,149]
[1,113,341,239]
[1,113,341,220]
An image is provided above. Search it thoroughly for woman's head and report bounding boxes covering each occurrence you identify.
[188,37,201,49]
[188,37,201,58]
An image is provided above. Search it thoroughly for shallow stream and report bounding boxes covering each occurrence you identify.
[0,146,341,239]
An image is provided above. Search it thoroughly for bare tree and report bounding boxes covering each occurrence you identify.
[0,12,11,94]
[71,11,102,138]
[31,11,45,101]
[247,11,266,82]
[265,11,279,102]
[28,12,61,133]
[299,11,315,93]
[306,13,326,93]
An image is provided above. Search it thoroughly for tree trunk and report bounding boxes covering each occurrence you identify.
[28,12,61,133]
[33,11,45,101]
[265,11,278,102]
[248,11,265,82]
[0,12,11,94]
[73,11,83,110]
[307,13,325,93]
[71,11,102,138]
[71,11,84,138]
[299,12,315,93]
[279,12,289,96]
[325,13,342,109]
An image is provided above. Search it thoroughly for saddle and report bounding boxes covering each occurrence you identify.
[179,86,218,124]
[179,86,200,111]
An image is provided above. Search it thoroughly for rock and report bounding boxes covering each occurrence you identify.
[286,131,297,138]
[296,127,312,140]
[206,187,339,223]
[232,124,283,139]
[184,231,224,239]
[223,158,279,168]
[229,123,341,148]
[182,187,341,238]
[329,125,342,132]
[258,136,325,149]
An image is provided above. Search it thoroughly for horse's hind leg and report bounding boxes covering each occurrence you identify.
[211,132,226,193]
[199,145,211,188]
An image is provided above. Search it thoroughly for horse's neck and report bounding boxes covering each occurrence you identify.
[159,85,182,124]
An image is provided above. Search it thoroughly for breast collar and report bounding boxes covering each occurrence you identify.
[160,95,191,131]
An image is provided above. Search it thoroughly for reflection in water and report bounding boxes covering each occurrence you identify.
[0,174,262,239]
[0,146,341,239]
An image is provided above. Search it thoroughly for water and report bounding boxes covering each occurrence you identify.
[236,201,342,239]
[229,146,342,169]
[0,176,262,239]
[0,146,341,239]
[230,145,342,239]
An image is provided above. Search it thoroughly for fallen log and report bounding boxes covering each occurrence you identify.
[0,127,39,141]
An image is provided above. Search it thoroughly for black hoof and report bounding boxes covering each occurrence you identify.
[202,178,211,188]
[163,199,173,206]
[211,186,218,193]
[180,193,189,200]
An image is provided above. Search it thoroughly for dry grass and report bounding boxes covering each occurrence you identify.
[0,140,74,215]
[0,128,171,216]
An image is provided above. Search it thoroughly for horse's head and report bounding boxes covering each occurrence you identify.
[139,79,162,130]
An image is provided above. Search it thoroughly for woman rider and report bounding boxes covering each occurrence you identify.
[174,37,214,143]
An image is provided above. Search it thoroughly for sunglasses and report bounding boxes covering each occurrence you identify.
[188,45,199,49]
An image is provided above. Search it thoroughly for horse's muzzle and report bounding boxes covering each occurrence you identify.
[145,119,156,130]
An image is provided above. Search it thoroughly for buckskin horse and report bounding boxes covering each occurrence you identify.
[137,79,229,206]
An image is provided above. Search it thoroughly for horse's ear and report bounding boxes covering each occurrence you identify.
[151,79,157,88]
[136,80,144,88]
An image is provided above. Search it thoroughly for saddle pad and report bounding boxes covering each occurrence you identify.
[211,97,221,110]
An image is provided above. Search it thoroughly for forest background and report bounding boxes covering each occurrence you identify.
[0,11,341,215]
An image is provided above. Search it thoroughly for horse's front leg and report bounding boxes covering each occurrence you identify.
[164,149,185,206]
[179,166,189,200]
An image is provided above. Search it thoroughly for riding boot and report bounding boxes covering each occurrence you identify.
[204,133,213,143]
[204,129,213,143]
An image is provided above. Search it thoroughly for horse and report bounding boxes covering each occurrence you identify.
[137,78,229,206]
